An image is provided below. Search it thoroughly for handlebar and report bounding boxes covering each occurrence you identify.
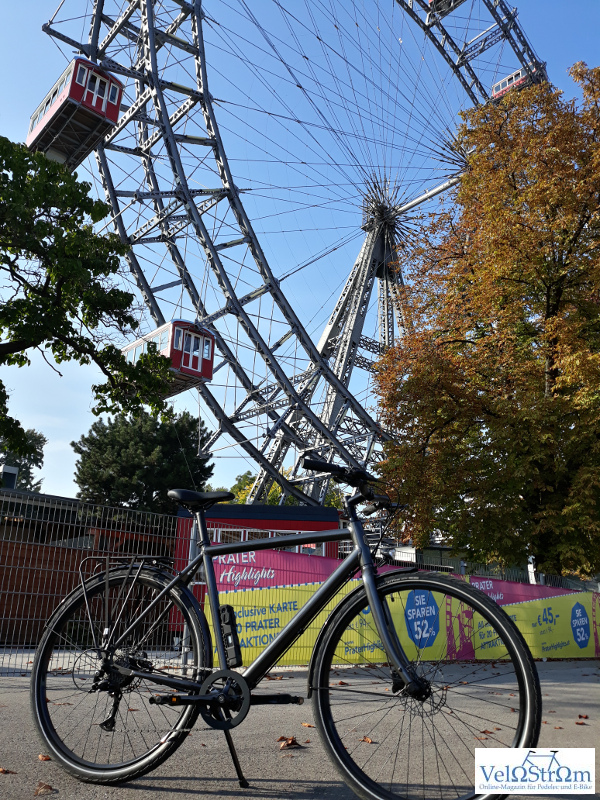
[302,457,351,479]
[301,456,379,496]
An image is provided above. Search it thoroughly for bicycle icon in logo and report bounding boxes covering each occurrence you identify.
[521,749,561,774]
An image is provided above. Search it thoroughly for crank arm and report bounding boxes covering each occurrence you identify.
[250,694,304,706]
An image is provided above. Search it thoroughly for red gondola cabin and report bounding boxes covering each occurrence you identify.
[26,58,124,169]
[122,321,216,398]
[491,63,546,101]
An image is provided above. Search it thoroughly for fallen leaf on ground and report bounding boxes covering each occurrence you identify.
[475,737,488,740]
[575,721,588,726]
[0,767,16,774]
[301,723,315,728]
[554,726,563,730]
[578,714,589,719]
[266,675,283,681]
[510,708,516,713]
[480,730,493,734]
[304,739,311,744]
[337,681,350,686]
[279,737,301,750]
[360,737,373,743]
[38,755,51,762]
[34,782,55,796]
[127,708,138,712]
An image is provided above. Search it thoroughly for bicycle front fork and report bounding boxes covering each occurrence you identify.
[346,498,432,701]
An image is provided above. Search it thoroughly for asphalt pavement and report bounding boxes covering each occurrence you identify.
[0,661,598,800]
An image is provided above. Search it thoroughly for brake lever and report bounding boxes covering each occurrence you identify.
[362,494,393,515]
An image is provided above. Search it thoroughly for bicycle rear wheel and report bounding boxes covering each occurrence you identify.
[31,566,210,784]
[312,571,541,800]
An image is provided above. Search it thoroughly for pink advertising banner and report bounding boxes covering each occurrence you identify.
[212,548,343,592]
[467,576,575,605]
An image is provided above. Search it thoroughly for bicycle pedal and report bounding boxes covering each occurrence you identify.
[150,692,211,706]
[149,693,191,706]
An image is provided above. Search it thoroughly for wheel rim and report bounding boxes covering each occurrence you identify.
[34,575,202,772]
[314,575,539,800]
[42,2,545,500]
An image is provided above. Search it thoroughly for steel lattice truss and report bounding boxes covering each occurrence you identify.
[43,0,545,504]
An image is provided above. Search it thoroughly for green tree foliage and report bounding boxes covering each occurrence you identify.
[0,137,172,456]
[0,428,46,492]
[71,410,213,514]
[231,469,343,508]
[376,64,600,576]
[229,470,254,502]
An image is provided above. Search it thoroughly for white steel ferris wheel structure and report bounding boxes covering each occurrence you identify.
[42,0,545,505]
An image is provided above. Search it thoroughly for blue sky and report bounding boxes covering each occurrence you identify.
[0,1,598,498]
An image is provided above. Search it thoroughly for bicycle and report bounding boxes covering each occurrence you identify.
[31,458,542,800]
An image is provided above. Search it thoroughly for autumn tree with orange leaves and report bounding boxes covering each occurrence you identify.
[376,64,600,576]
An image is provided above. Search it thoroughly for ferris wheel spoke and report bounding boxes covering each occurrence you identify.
[197,384,319,505]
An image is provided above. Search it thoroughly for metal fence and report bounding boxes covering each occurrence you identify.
[0,489,181,675]
[0,489,344,675]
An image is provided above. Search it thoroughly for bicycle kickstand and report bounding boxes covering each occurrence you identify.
[223,728,249,789]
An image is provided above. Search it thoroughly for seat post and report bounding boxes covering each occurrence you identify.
[195,507,228,669]
[195,506,212,549]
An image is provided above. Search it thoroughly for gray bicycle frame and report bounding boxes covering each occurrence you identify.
[110,499,417,691]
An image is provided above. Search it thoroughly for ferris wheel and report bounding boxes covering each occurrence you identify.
[40,0,545,505]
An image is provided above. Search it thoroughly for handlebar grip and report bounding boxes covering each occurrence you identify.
[302,457,348,477]
[372,494,392,505]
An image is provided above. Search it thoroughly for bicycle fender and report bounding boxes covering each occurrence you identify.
[306,567,418,698]
[40,566,213,669]
[171,578,214,670]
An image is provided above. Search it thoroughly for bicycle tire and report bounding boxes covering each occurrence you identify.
[312,571,541,800]
[31,566,211,784]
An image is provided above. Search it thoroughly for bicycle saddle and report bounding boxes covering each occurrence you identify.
[168,488,236,511]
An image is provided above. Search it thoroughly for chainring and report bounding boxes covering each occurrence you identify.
[199,669,251,730]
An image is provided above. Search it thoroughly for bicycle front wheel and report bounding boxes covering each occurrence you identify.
[31,567,210,784]
[312,572,541,800]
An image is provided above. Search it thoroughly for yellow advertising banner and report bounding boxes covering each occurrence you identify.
[204,580,362,667]
[496,592,599,659]
[203,577,600,667]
